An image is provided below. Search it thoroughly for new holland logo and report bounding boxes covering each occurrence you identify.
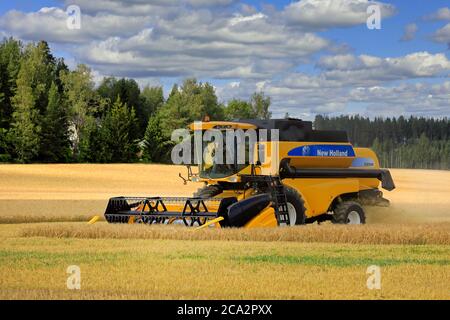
[287,145,356,157]
[302,145,310,156]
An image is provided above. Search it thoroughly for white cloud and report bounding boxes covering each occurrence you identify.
[433,23,450,45]
[401,23,418,42]
[0,7,151,44]
[58,0,236,16]
[229,13,267,26]
[283,0,396,29]
[217,51,450,118]
[424,7,450,21]
[316,52,450,85]
[0,3,330,79]
[248,79,450,118]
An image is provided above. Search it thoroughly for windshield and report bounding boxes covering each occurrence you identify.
[199,130,250,179]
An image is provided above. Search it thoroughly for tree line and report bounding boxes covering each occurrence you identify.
[1,38,448,169]
[315,115,450,169]
[0,38,270,164]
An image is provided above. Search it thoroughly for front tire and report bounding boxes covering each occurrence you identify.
[284,186,306,225]
[332,201,366,225]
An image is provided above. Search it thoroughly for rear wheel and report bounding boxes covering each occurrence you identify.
[284,186,306,225]
[332,201,366,225]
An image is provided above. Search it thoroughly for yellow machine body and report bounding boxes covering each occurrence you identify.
[186,121,390,227]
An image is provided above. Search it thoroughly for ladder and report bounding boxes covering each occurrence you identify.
[268,176,290,225]
[240,174,291,225]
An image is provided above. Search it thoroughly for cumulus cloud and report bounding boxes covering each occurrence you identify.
[58,0,236,16]
[71,9,328,79]
[217,78,450,119]
[0,3,329,79]
[0,7,151,44]
[217,51,450,118]
[316,52,450,84]
[282,0,396,29]
[400,23,418,42]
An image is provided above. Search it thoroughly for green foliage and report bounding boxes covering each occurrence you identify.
[250,92,271,120]
[20,41,55,114]
[97,97,138,163]
[0,37,22,130]
[142,112,174,163]
[98,77,149,131]
[224,93,272,120]
[224,99,255,120]
[0,128,11,162]
[159,78,224,136]
[77,116,101,163]
[315,115,450,169]
[6,41,58,163]
[60,64,100,160]
[8,82,40,163]
[39,82,70,162]
[141,85,164,117]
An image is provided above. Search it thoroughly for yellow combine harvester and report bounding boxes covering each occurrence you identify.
[104,118,395,227]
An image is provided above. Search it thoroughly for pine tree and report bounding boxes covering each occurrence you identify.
[40,82,70,162]
[141,85,164,117]
[99,96,138,162]
[9,82,40,162]
[143,112,173,163]
[0,37,22,130]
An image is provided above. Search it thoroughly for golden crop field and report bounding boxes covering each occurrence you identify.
[0,164,449,299]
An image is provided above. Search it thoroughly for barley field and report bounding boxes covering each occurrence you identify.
[0,164,449,299]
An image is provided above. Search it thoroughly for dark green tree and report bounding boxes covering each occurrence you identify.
[97,77,146,131]
[224,99,255,120]
[142,112,174,163]
[250,92,271,120]
[0,37,22,130]
[140,85,164,121]
[8,80,40,163]
[39,82,70,162]
[98,97,138,162]
[60,64,101,160]
[7,41,55,162]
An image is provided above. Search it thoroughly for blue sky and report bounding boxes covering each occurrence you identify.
[1,0,449,118]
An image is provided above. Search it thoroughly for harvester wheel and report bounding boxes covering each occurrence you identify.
[284,187,306,225]
[332,201,366,225]
[193,185,222,198]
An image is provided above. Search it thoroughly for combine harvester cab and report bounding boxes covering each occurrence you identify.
[104,118,395,227]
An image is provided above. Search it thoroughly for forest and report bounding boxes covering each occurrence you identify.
[315,115,449,169]
[0,38,448,169]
